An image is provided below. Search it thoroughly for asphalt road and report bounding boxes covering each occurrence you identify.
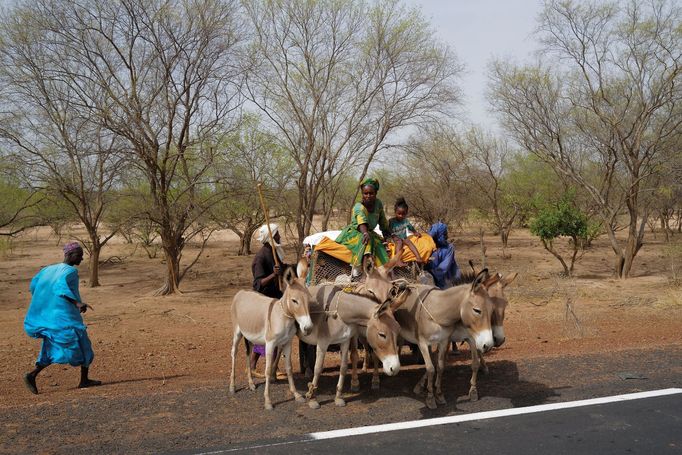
[3,346,681,454]
[211,389,682,454]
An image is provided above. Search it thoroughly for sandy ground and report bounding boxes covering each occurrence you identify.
[0,226,681,453]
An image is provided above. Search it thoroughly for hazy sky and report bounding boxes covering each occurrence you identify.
[410,0,544,130]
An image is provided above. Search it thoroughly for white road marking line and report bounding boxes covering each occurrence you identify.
[310,388,682,440]
[192,388,682,453]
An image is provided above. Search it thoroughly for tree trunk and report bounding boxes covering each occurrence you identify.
[238,234,248,256]
[88,246,101,287]
[621,206,647,278]
[541,239,570,276]
[569,235,579,274]
[156,233,182,295]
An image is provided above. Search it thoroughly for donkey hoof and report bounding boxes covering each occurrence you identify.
[350,380,360,393]
[308,400,320,409]
[264,402,274,411]
[425,396,437,409]
[436,394,447,405]
[248,382,257,392]
[229,386,235,394]
[371,380,380,391]
[335,397,346,407]
[294,394,306,404]
[469,389,479,401]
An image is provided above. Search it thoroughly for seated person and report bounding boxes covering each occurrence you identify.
[388,197,423,267]
[334,178,391,278]
[425,222,461,289]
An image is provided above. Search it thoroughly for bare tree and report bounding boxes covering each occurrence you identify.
[0,178,43,237]
[242,0,461,243]
[2,0,247,294]
[457,128,519,255]
[211,115,293,255]
[395,124,468,229]
[490,0,682,278]
[0,11,127,286]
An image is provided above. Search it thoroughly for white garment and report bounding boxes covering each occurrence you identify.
[257,223,285,261]
[301,225,384,247]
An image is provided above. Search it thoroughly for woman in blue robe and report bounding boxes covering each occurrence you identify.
[23,242,100,394]
[425,222,461,289]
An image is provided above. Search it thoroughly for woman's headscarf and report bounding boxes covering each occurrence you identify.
[428,222,449,248]
[359,178,380,192]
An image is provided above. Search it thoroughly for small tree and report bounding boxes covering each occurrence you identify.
[530,197,589,277]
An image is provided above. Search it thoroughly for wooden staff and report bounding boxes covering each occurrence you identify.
[256,183,282,288]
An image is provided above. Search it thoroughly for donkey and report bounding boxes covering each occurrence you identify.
[299,283,408,409]
[392,270,498,409]
[229,267,314,410]
[451,269,517,400]
[298,254,402,394]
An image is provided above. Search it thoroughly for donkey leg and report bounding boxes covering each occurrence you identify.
[435,342,448,405]
[229,328,242,394]
[413,371,428,396]
[468,339,480,401]
[306,344,327,409]
[281,341,305,404]
[263,343,274,410]
[418,341,437,409]
[349,337,360,392]
[413,348,431,395]
[480,354,489,375]
[371,351,380,390]
[244,338,257,391]
[335,341,351,406]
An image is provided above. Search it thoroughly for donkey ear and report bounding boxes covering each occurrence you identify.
[482,272,501,288]
[468,259,480,275]
[382,254,401,272]
[373,300,391,318]
[363,257,375,275]
[389,288,409,312]
[500,272,518,287]
[296,258,309,282]
[283,266,296,286]
[471,268,488,293]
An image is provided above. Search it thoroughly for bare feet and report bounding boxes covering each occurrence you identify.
[23,373,38,394]
[78,379,102,389]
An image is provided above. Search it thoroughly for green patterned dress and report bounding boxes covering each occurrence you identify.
[335,200,391,266]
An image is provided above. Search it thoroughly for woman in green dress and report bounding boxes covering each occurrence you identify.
[335,178,391,275]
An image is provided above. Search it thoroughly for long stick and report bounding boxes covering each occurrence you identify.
[256,183,283,290]
[256,183,280,266]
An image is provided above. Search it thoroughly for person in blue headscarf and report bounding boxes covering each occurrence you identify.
[425,222,461,289]
[23,242,101,394]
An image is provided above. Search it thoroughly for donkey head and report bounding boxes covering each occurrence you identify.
[460,269,498,353]
[355,258,395,305]
[282,266,313,335]
[364,285,409,376]
[485,272,517,347]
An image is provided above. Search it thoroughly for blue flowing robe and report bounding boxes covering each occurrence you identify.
[425,222,461,289]
[24,263,94,367]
